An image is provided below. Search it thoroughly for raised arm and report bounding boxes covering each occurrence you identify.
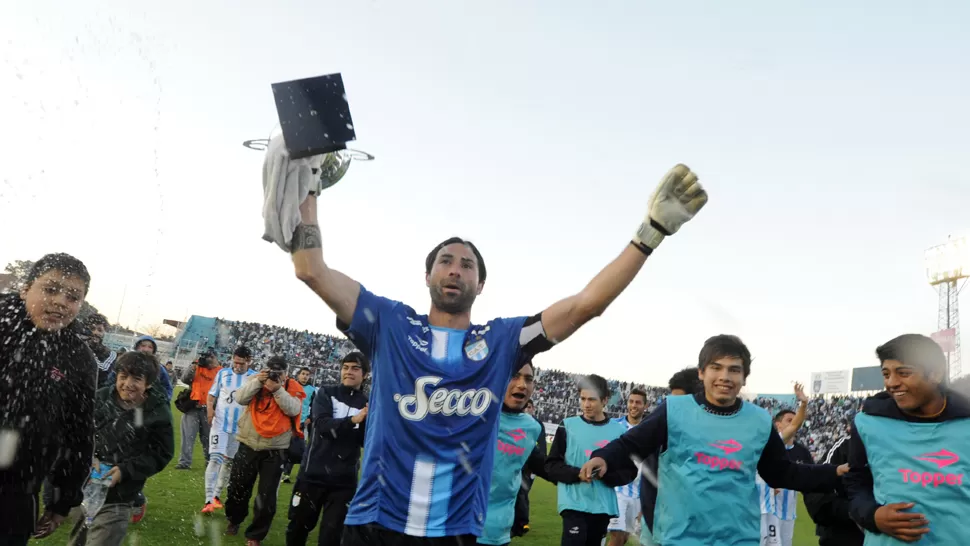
[779,383,809,444]
[538,165,708,343]
[291,195,361,326]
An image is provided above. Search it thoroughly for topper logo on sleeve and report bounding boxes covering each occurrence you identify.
[898,449,964,488]
[394,376,493,421]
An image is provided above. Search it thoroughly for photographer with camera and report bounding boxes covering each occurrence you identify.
[175,352,220,470]
[225,356,306,545]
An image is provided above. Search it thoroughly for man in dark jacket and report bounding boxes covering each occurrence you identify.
[285,352,369,546]
[804,436,863,546]
[0,253,97,546]
[66,351,174,546]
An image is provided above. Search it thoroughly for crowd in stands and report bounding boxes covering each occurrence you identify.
[198,318,970,467]
[752,395,864,462]
[215,320,353,369]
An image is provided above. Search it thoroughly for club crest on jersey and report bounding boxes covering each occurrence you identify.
[464,338,489,361]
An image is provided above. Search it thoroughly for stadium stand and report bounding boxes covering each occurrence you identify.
[160,315,970,466]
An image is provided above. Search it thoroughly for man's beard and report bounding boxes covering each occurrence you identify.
[429,284,476,314]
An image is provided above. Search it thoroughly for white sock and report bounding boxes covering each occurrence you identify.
[216,458,233,500]
[204,456,223,503]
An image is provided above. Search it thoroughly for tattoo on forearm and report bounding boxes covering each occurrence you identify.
[291,224,322,252]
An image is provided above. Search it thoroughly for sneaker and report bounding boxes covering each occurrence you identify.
[174,464,191,470]
[245,540,261,546]
[211,497,224,509]
[226,523,239,536]
[201,503,215,514]
[281,474,291,484]
[131,500,147,523]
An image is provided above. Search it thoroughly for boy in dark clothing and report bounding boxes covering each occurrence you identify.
[0,253,97,546]
[67,351,174,546]
[845,333,970,545]
[804,436,863,546]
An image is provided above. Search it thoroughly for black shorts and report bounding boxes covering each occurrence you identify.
[341,524,476,546]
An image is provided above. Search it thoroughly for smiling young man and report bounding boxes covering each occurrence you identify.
[844,333,970,545]
[546,375,634,546]
[478,361,552,546]
[608,387,647,546]
[285,164,708,545]
[286,352,370,546]
[0,254,98,545]
[66,351,174,546]
[583,335,845,546]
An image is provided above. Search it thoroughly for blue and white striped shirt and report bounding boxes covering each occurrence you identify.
[208,368,256,435]
[755,443,798,521]
[613,416,640,498]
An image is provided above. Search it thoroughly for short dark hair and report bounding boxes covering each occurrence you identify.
[698,334,752,378]
[233,346,253,359]
[24,253,91,294]
[629,387,648,403]
[773,409,795,423]
[114,351,160,386]
[298,366,311,375]
[197,352,217,366]
[525,399,535,409]
[425,237,487,283]
[578,374,610,400]
[876,334,947,384]
[266,355,287,371]
[669,367,702,394]
[342,351,371,376]
[84,313,110,329]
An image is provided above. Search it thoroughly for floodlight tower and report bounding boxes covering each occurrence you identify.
[925,235,969,381]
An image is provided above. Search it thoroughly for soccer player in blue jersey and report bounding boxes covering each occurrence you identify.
[287,164,708,546]
[546,375,634,546]
[202,346,256,513]
[583,335,846,546]
[478,361,552,546]
[607,388,647,546]
[845,334,970,545]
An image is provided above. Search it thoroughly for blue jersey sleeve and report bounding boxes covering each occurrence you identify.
[336,284,401,359]
[489,313,555,378]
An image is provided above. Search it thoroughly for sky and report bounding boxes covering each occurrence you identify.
[1,0,968,393]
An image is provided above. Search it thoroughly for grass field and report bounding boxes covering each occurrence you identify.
[40,391,821,546]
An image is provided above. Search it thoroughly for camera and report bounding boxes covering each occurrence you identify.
[268,371,281,382]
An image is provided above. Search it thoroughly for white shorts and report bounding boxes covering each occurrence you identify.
[608,495,640,534]
[209,428,240,459]
[760,513,795,546]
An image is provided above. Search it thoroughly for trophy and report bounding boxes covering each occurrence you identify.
[243,73,373,191]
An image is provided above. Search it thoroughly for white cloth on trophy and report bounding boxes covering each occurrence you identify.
[261,134,326,252]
